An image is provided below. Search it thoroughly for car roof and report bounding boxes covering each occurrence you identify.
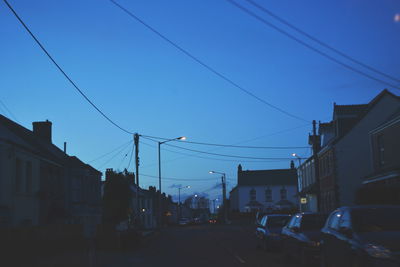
[265,214,291,217]
[294,212,327,216]
[338,205,400,211]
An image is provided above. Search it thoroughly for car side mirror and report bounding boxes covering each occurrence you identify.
[339,227,353,238]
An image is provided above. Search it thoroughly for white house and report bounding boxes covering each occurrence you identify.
[230,163,298,213]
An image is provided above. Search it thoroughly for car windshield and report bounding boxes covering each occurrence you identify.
[352,207,400,232]
[300,214,327,230]
[267,216,291,228]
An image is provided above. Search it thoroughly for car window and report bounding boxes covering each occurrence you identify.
[352,207,400,232]
[327,211,341,230]
[287,216,297,228]
[301,214,327,230]
[339,210,351,229]
[260,216,267,227]
[267,216,291,228]
[293,215,301,228]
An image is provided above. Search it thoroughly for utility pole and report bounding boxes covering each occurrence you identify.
[212,200,216,214]
[221,174,227,224]
[134,133,140,225]
[311,120,321,212]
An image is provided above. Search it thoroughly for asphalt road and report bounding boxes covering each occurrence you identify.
[97,221,299,267]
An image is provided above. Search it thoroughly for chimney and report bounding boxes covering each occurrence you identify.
[63,142,67,154]
[105,168,114,182]
[32,120,52,143]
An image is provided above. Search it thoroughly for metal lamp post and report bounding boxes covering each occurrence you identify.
[209,171,228,224]
[291,153,302,166]
[157,136,186,227]
[178,185,190,220]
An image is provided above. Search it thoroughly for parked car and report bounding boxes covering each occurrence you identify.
[178,218,191,226]
[320,205,400,267]
[255,211,266,225]
[281,212,327,266]
[255,214,292,251]
[208,219,217,224]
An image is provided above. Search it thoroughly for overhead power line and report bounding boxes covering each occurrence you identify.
[164,143,306,160]
[244,0,400,84]
[88,139,132,163]
[3,0,135,134]
[109,0,309,122]
[141,134,309,149]
[97,139,133,169]
[118,145,132,170]
[226,0,400,90]
[139,124,311,167]
[139,140,290,166]
[140,173,228,182]
[126,139,135,171]
[0,98,19,122]
[142,137,306,160]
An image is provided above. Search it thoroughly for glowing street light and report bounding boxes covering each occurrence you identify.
[178,185,190,220]
[158,136,186,226]
[291,153,302,166]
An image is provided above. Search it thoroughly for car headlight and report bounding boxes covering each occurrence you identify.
[364,244,392,259]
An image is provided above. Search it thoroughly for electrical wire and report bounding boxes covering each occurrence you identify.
[109,0,309,122]
[140,123,311,151]
[97,140,133,169]
[118,144,132,170]
[165,142,307,160]
[3,0,135,134]
[88,139,133,163]
[0,99,19,123]
[245,0,400,84]
[126,139,135,171]
[140,173,227,182]
[143,136,306,160]
[141,134,309,149]
[139,140,293,166]
[226,0,400,90]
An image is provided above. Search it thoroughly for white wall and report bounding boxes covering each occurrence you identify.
[236,185,297,212]
[335,94,400,206]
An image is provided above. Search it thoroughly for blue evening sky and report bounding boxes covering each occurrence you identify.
[1,0,399,201]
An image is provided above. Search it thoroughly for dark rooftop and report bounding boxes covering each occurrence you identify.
[238,168,297,186]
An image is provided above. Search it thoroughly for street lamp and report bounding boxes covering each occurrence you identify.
[209,171,228,224]
[178,185,190,220]
[158,136,186,226]
[211,198,218,214]
[292,153,302,166]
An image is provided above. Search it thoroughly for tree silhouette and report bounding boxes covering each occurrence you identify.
[102,169,133,226]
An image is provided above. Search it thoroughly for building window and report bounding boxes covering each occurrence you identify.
[15,158,22,193]
[377,135,385,168]
[280,187,287,200]
[250,188,256,201]
[265,188,272,202]
[25,161,32,193]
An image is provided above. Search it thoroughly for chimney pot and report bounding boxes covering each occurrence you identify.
[32,120,52,143]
